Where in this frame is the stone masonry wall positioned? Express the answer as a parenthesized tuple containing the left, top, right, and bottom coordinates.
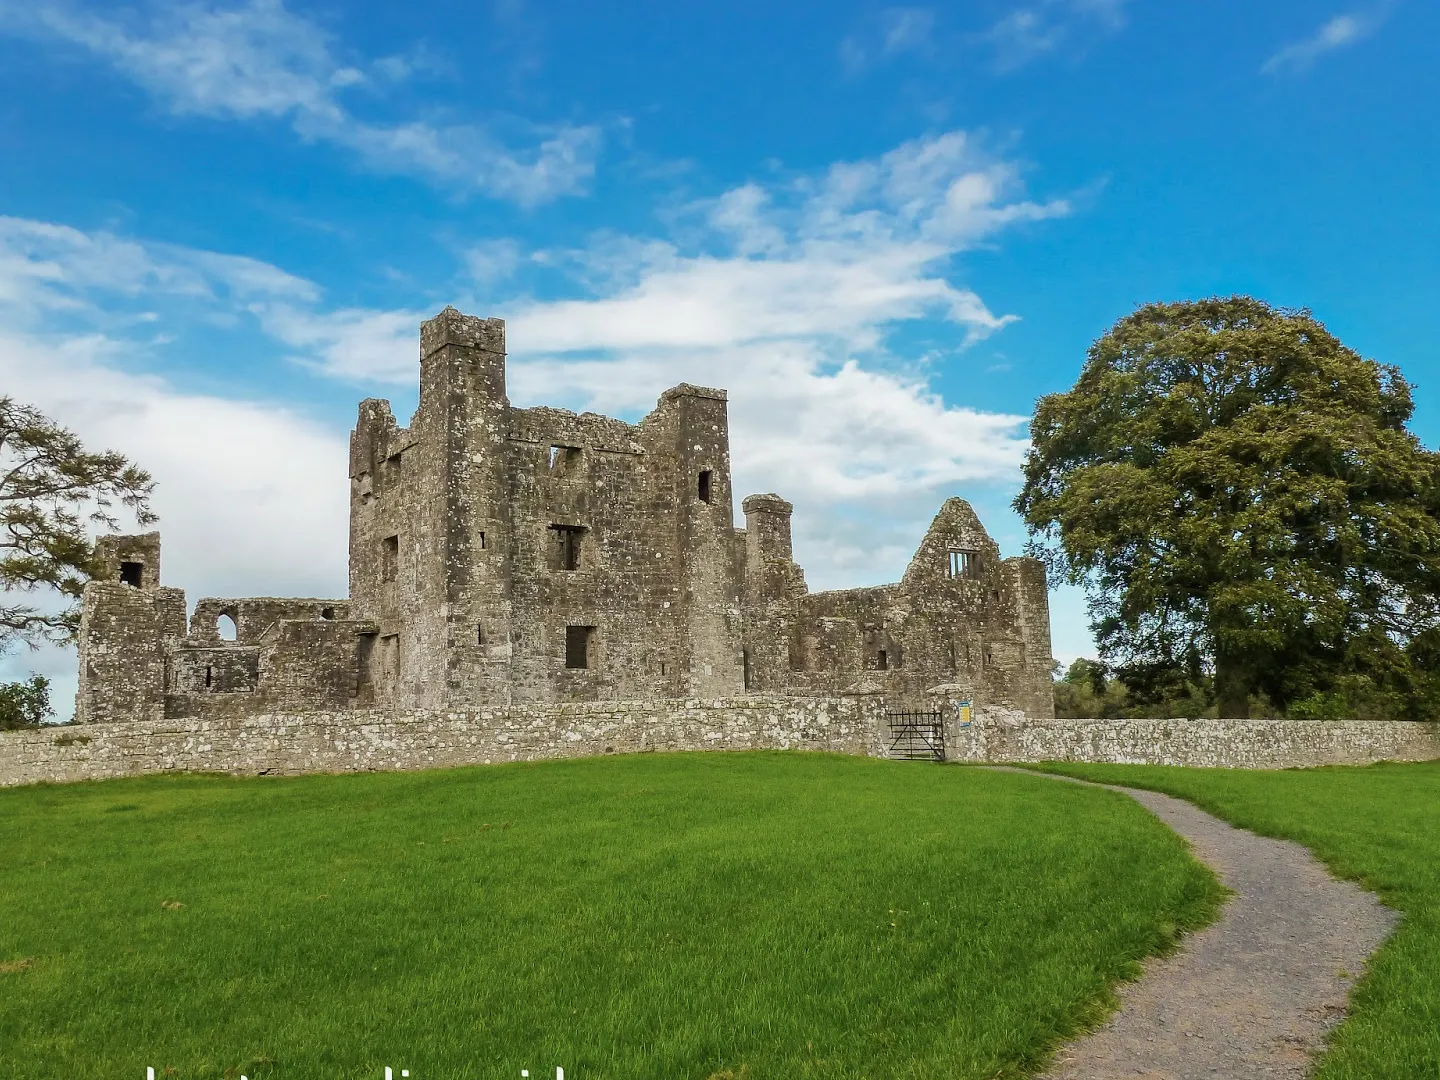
(0, 696, 887, 787)
(2, 701, 1437, 787)
(952, 708, 1440, 769)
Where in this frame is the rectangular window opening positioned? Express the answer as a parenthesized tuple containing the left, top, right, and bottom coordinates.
(947, 549, 979, 580)
(204, 665, 213, 688)
(550, 524, 586, 571)
(877, 650, 888, 671)
(380, 535, 399, 582)
(476, 624, 485, 646)
(742, 648, 752, 689)
(119, 561, 144, 587)
(478, 530, 486, 551)
(548, 445, 582, 477)
(565, 625, 596, 669)
(698, 469, 713, 504)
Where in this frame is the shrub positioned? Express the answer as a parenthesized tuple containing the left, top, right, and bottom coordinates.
(0, 675, 53, 730)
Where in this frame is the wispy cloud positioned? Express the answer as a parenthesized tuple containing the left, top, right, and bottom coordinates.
(1261, 10, 1384, 75)
(981, 0, 1130, 70)
(0, 0, 601, 204)
(840, 6, 935, 74)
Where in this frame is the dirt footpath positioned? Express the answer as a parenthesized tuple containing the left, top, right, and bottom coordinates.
(1011, 771, 1398, 1079)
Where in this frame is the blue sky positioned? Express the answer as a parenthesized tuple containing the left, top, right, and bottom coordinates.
(1, 0, 1436, 709)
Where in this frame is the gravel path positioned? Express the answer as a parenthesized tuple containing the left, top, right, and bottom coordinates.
(1000, 769, 1398, 1079)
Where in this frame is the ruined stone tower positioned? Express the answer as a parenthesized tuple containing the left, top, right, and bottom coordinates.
(74, 308, 1054, 723)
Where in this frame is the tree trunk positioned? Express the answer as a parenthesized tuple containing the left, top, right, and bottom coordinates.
(1214, 650, 1250, 719)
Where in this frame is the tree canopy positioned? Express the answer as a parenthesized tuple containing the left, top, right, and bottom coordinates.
(0, 397, 155, 652)
(1016, 297, 1440, 719)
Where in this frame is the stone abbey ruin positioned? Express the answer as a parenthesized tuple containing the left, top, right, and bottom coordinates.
(74, 307, 1055, 727)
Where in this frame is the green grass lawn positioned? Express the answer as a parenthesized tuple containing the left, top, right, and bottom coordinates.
(0, 752, 1220, 1080)
(1031, 759, 1440, 1080)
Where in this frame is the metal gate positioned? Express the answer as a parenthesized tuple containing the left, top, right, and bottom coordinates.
(886, 709, 945, 762)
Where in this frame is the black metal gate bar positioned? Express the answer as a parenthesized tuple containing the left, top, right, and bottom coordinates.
(884, 709, 945, 762)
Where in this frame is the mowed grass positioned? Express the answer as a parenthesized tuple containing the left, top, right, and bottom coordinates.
(0, 752, 1222, 1080)
(1031, 759, 1440, 1080)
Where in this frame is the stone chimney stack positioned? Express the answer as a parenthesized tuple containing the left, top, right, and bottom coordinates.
(743, 493, 795, 564)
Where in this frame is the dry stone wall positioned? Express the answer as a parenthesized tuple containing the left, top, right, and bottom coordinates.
(954, 709, 1440, 769)
(1, 698, 1437, 787)
(0, 696, 887, 787)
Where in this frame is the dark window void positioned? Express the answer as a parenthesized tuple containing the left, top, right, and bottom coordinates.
(382, 453, 403, 496)
(742, 648, 752, 689)
(877, 650, 888, 671)
(947, 549, 979, 580)
(320, 606, 335, 620)
(565, 625, 596, 669)
(205, 665, 213, 688)
(548, 445, 582, 476)
(550, 524, 586, 571)
(381, 535, 399, 582)
(478, 530, 486, 550)
(119, 561, 143, 587)
(477, 624, 485, 646)
(698, 469, 713, 503)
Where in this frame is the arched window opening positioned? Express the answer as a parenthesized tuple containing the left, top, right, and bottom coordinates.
(216, 614, 238, 641)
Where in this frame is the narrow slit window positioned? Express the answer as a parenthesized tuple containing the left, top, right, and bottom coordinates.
(478, 530, 486, 550)
(381, 535, 399, 582)
(742, 649, 752, 689)
(477, 624, 485, 646)
(565, 625, 595, 669)
(204, 665, 213, 688)
(119, 561, 144, 587)
(947, 549, 978, 580)
(877, 650, 888, 671)
(698, 469, 713, 503)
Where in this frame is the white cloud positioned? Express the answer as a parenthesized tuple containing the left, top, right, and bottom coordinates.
(0, 214, 317, 325)
(1261, 11, 1381, 75)
(258, 304, 427, 382)
(0, 329, 350, 717)
(0, 0, 601, 204)
(981, 0, 1130, 69)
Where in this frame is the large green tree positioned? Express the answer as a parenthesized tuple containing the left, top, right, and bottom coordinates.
(1016, 296, 1440, 719)
(0, 397, 155, 651)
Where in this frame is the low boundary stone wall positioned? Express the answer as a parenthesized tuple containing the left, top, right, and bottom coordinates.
(0, 696, 887, 788)
(1, 699, 1437, 787)
(952, 711, 1440, 769)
